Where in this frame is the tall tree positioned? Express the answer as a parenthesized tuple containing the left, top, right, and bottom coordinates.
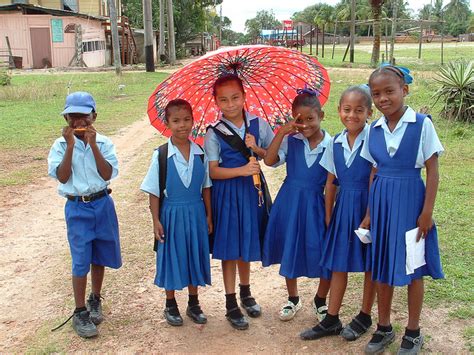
(370, 0, 384, 67)
(167, 0, 176, 63)
(443, 0, 472, 36)
(245, 10, 281, 41)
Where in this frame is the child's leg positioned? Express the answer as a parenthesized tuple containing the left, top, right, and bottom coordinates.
(90, 264, 105, 296)
(164, 289, 182, 325)
(407, 278, 424, 330)
(222, 260, 237, 294)
(316, 278, 331, 298)
(361, 271, 376, 315)
(72, 275, 88, 308)
(237, 260, 261, 317)
(376, 282, 394, 326)
(186, 285, 207, 323)
(327, 272, 348, 315)
(165, 289, 176, 300)
(222, 260, 248, 329)
(237, 259, 250, 285)
(188, 285, 198, 296)
(286, 277, 298, 297)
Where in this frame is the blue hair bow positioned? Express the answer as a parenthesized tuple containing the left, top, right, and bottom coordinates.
(296, 86, 320, 96)
(380, 62, 413, 84)
(359, 83, 371, 93)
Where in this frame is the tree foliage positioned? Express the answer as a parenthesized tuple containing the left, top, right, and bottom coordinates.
(245, 10, 281, 40)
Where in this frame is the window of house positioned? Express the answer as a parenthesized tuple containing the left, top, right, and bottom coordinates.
(62, 0, 78, 12)
(82, 40, 106, 53)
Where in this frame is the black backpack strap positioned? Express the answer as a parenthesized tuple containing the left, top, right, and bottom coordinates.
(195, 143, 205, 163)
(154, 143, 168, 252)
(208, 120, 252, 161)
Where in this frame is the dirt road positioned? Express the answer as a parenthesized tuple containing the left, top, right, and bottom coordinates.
(0, 115, 467, 352)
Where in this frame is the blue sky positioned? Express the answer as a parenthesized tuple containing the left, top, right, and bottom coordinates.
(222, 0, 474, 33)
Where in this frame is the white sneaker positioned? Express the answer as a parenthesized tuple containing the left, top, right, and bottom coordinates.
(312, 298, 328, 321)
(279, 299, 303, 321)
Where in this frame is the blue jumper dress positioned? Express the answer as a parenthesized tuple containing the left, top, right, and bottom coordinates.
(211, 118, 266, 262)
(262, 135, 331, 279)
(321, 136, 372, 272)
(368, 115, 444, 286)
(154, 155, 211, 290)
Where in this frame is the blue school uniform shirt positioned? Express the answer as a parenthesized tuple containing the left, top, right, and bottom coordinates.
(320, 124, 369, 177)
(276, 131, 332, 168)
(140, 138, 212, 197)
(360, 107, 444, 167)
(204, 111, 275, 162)
(47, 133, 119, 197)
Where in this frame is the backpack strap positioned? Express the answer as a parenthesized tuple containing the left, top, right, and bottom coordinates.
(154, 143, 168, 252)
(208, 120, 252, 161)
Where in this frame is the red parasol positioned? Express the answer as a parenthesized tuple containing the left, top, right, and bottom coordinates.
(147, 45, 331, 144)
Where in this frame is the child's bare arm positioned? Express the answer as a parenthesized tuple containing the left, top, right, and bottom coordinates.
(202, 187, 213, 234)
(87, 127, 113, 180)
(360, 167, 377, 229)
(56, 127, 75, 183)
(324, 173, 337, 227)
(417, 154, 439, 241)
(209, 160, 260, 179)
(149, 194, 164, 243)
(263, 131, 285, 166)
(245, 134, 267, 159)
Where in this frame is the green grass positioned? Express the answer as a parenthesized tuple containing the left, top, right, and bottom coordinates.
(303, 42, 474, 71)
(0, 71, 168, 150)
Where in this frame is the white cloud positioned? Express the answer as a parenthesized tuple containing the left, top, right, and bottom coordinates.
(222, 0, 474, 33)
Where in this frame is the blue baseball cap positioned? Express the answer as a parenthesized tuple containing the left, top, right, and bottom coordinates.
(61, 91, 97, 115)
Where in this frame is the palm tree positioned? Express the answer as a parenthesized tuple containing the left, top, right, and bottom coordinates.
(370, 0, 384, 67)
(158, 0, 165, 61)
(166, 0, 176, 64)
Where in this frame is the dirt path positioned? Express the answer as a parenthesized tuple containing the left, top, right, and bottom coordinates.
(0, 116, 468, 352)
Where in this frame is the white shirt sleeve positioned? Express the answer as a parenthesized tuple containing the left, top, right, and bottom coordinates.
(273, 135, 289, 167)
(204, 128, 221, 162)
(258, 118, 275, 149)
(140, 150, 160, 197)
(47, 139, 65, 179)
(416, 118, 444, 167)
(202, 155, 212, 188)
(320, 138, 336, 176)
(100, 137, 119, 179)
(360, 130, 377, 167)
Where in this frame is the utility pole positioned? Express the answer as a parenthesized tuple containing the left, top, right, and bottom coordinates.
(349, 0, 356, 63)
(166, 0, 176, 64)
(143, 0, 154, 71)
(108, 0, 121, 75)
(158, 0, 165, 61)
(390, 0, 399, 64)
(219, 4, 223, 42)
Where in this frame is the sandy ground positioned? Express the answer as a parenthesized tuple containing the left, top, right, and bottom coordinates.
(0, 115, 469, 353)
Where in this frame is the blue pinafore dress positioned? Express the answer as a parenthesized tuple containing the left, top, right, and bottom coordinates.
(262, 135, 331, 279)
(368, 115, 444, 286)
(154, 155, 211, 290)
(211, 118, 266, 262)
(321, 135, 372, 272)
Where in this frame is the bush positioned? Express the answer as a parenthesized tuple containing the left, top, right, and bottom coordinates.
(433, 60, 474, 123)
(0, 70, 11, 86)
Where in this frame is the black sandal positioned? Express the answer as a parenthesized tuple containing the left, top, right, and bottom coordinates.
(340, 317, 371, 341)
(240, 296, 261, 318)
(225, 307, 249, 330)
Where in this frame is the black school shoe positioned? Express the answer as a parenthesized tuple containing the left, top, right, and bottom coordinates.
(225, 307, 249, 330)
(365, 329, 396, 354)
(164, 306, 183, 326)
(186, 305, 207, 324)
(300, 320, 343, 340)
(240, 296, 262, 318)
(86, 293, 103, 325)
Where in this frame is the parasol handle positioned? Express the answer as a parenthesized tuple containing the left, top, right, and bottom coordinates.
(249, 157, 264, 206)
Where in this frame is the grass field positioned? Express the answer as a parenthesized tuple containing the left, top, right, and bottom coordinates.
(303, 42, 474, 71)
(0, 66, 472, 330)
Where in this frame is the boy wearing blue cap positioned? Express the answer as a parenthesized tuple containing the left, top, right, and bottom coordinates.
(48, 91, 122, 338)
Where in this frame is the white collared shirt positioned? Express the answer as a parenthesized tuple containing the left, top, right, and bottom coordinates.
(360, 107, 444, 168)
(320, 125, 369, 177)
(276, 130, 332, 168)
(140, 138, 212, 197)
(48, 133, 119, 197)
(204, 111, 275, 162)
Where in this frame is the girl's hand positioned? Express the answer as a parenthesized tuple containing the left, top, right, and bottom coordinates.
(359, 215, 371, 229)
(62, 126, 75, 146)
(277, 114, 306, 136)
(417, 211, 434, 241)
(84, 125, 97, 146)
(207, 215, 213, 235)
(153, 222, 165, 243)
(245, 133, 257, 150)
(241, 159, 260, 176)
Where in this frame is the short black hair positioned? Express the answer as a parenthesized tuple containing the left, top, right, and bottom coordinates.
(291, 92, 322, 112)
(212, 74, 245, 97)
(339, 86, 372, 109)
(368, 65, 406, 87)
(164, 99, 193, 122)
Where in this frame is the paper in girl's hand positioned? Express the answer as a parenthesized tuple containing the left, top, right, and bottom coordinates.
(355, 228, 372, 244)
(405, 227, 426, 275)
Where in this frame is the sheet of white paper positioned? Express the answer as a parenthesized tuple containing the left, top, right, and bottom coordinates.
(405, 227, 426, 275)
(355, 228, 372, 244)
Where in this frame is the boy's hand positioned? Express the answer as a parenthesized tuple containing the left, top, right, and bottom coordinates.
(417, 211, 433, 241)
(62, 126, 75, 146)
(153, 222, 165, 243)
(84, 125, 97, 146)
(207, 215, 213, 235)
(245, 133, 257, 150)
(359, 215, 371, 229)
(241, 159, 260, 176)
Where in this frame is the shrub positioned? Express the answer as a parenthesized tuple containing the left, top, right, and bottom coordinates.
(0, 69, 11, 86)
(433, 60, 474, 123)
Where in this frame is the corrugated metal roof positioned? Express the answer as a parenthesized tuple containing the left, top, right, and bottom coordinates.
(0, 3, 106, 21)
